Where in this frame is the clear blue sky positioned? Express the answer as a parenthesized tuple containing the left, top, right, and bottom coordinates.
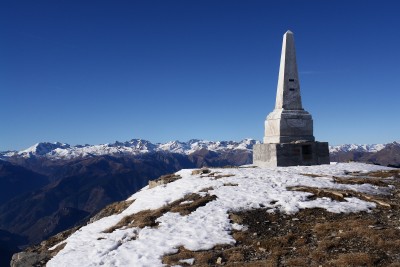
(1, 0, 400, 150)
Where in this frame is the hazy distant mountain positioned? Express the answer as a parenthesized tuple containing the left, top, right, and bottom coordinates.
(0, 230, 26, 267)
(0, 160, 48, 205)
(329, 141, 400, 167)
(329, 143, 386, 153)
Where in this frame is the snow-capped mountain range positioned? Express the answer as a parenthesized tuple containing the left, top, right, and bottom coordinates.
(1, 139, 259, 160)
(1, 139, 398, 160)
(329, 143, 389, 153)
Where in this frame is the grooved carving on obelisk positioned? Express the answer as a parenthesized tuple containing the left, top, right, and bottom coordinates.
(275, 30, 303, 110)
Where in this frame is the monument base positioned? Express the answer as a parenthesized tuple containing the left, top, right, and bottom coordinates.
(253, 142, 330, 167)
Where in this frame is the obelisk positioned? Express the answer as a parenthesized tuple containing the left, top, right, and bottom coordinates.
(253, 31, 329, 167)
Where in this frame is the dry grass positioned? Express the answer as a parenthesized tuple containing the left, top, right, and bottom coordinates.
(148, 173, 182, 188)
(288, 186, 348, 202)
(192, 168, 212, 175)
(213, 174, 236, 179)
(103, 207, 170, 233)
(223, 183, 238, 187)
(219, 166, 239, 169)
(170, 194, 217, 216)
(163, 245, 232, 266)
(189, 167, 238, 180)
(328, 252, 378, 266)
(290, 168, 400, 209)
(199, 186, 214, 193)
(333, 176, 390, 187)
(239, 165, 259, 169)
(90, 200, 135, 223)
(359, 169, 400, 179)
(219, 165, 258, 169)
(104, 193, 217, 233)
(191, 168, 236, 180)
(302, 169, 400, 187)
(288, 186, 392, 208)
(301, 173, 324, 178)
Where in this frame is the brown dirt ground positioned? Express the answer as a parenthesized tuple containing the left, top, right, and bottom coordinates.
(162, 169, 400, 267)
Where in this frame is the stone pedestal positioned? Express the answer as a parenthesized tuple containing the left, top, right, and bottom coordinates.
(253, 142, 330, 167)
(264, 109, 315, 144)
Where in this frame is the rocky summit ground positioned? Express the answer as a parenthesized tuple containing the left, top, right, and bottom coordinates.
(12, 163, 400, 267)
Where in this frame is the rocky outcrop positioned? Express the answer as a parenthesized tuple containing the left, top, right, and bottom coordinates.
(10, 226, 78, 267)
(11, 251, 50, 267)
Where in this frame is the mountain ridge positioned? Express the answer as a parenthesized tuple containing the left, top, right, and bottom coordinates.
(2, 139, 399, 161)
(1, 139, 258, 160)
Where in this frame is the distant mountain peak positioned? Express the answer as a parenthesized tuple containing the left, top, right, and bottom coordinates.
(18, 142, 70, 157)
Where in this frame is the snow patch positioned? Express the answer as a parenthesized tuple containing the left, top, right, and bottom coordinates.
(179, 258, 195, 265)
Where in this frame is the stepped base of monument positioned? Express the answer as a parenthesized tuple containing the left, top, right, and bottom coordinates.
(253, 142, 330, 167)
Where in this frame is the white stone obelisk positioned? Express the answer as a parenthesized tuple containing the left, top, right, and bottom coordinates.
(264, 30, 315, 144)
(253, 30, 329, 167)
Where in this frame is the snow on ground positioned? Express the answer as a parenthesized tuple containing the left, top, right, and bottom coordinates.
(47, 163, 394, 267)
(178, 258, 195, 265)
